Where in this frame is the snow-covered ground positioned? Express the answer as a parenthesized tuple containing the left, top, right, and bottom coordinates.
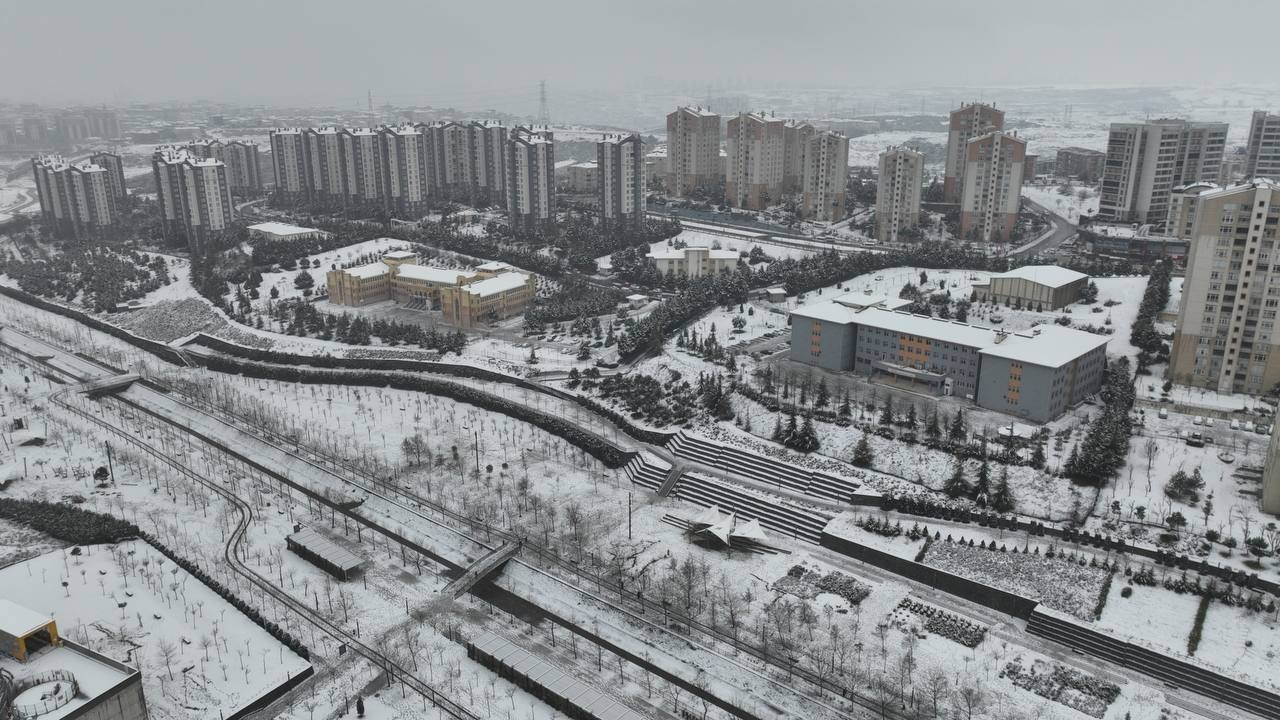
(0, 541, 310, 719)
(1023, 182, 1100, 224)
(595, 227, 816, 271)
(846, 130, 946, 168)
(254, 237, 417, 307)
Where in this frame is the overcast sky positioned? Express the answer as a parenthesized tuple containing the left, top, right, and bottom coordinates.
(3, 0, 1277, 110)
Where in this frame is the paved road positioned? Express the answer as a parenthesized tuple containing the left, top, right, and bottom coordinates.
(1012, 198, 1078, 259)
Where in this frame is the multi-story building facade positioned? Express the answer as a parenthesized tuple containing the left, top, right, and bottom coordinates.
(782, 120, 815, 194)
(379, 125, 430, 217)
(31, 155, 119, 239)
(152, 146, 234, 251)
(440, 272, 537, 328)
(789, 294, 1109, 422)
(269, 128, 310, 203)
(22, 117, 49, 145)
(304, 127, 346, 207)
(85, 107, 122, 138)
(88, 151, 127, 204)
(468, 120, 508, 207)
(54, 113, 90, 144)
(506, 127, 555, 236)
(876, 145, 924, 243)
(1245, 111, 1280, 181)
(646, 245, 739, 277)
(800, 129, 848, 222)
(188, 139, 263, 196)
(726, 112, 786, 210)
(597, 133, 645, 228)
(944, 103, 1004, 203)
(1055, 146, 1105, 180)
(970, 265, 1089, 310)
(666, 107, 721, 198)
(1168, 179, 1280, 395)
(423, 121, 474, 202)
(959, 130, 1026, 243)
(339, 127, 383, 209)
(1098, 119, 1228, 227)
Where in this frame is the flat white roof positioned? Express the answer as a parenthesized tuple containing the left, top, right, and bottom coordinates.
(476, 261, 513, 272)
(248, 222, 320, 236)
(342, 262, 390, 279)
(463, 272, 529, 297)
(395, 264, 477, 284)
(383, 250, 416, 259)
(979, 325, 1111, 367)
(625, 293, 649, 301)
(989, 265, 1087, 288)
(0, 598, 52, 637)
(647, 246, 739, 261)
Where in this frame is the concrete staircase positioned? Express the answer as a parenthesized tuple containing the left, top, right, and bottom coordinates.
(665, 431, 858, 503)
(1026, 608, 1280, 720)
(621, 454, 670, 493)
(669, 472, 831, 544)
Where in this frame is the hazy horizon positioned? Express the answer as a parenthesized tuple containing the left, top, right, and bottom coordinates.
(4, 0, 1279, 116)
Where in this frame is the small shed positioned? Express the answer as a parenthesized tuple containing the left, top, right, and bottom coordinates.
(0, 599, 59, 662)
(286, 526, 366, 580)
(624, 293, 649, 309)
(766, 287, 787, 303)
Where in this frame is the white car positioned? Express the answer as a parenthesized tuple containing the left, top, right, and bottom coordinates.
(1246, 421, 1256, 432)
(1192, 416, 1204, 426)
(1205, 418, 1215, 428)
(1230, 419, 1240, 430)
(1158, 408, 1169, 419)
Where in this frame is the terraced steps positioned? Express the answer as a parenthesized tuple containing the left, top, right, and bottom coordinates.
(670, 472, 830, 544)
(666, 431, 858, 504)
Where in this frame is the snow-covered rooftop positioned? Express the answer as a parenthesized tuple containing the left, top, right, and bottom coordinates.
(383, 250, 416, 259)
(986, 265, 1087, 288)
(248, 222, 321, 237)
(395, 264, 477, 285)
(0, 598, 51, 637)
(676, 106, 719, 118)
(341, 262, 390, 279)
(647, 246, 740, 261)
(476, 261, 513, 272)
(980, 325, 1111, 367)
(462, 272, 530, 297)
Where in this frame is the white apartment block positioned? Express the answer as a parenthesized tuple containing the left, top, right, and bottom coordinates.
(1098, 119, 1228, 227)
(666, 107, 721, 198)
(876, 145, 924, 243)
(597, 133, 645, 228)
(944, 103, 1004, 203)
(647, 246, 739, 278)
(1246, 111, 1280, 181)
(88, 151, 127, 203)
(506, 127, 555, 236)
(423, 121, 474, 201)
(379, 125, 430, 216)
(469, 120, 508, 207)
(800, 130, 848, 222)
(305, 127, 346, 206)
(959, 130, 1025, 244)
(188, 139, 262, 195)
(31, 155, 118, 238)
(1169, 179, 1280, 395)
(726, 112, 787, 210)
(269, 128, 309, 202)
(152, 146, 234, 251)
(340, 127, 383, 207)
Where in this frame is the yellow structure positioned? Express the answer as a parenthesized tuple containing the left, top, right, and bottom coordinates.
(326, 250, 536, 327)
(0, 599, 59, 662)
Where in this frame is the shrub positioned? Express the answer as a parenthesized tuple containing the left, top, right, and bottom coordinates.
(1119, 586, 1133, 599)
(1188, 593, 1212, 655)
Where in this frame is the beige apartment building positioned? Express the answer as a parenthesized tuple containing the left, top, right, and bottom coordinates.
(944, 102, 1004, 203)
(959, 130, 1026, 243)
(800, 129, 848, 221)
(1169, 179, 1280, 395)
(1098, 119, 1228, 227)
(876, 145, 924, 243)
(647, 245, 739, 278)
(726, 112, 787, 210)
(31, 154, 119, 239)
(666, 107, 721, 198)
(782, 120, 815, 194)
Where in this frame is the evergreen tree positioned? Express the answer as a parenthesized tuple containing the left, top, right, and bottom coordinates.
(905, 404, 918, 430)
(771, 415, 784, 442)
(973, 454, 991, 505)
(783, 413, 799, 446)
(925, 411, 941, 440)
(293, 269, 315, 290)
(1030, 442, 1046, 469)
(794, 415, 821, 453)
(943, 460, 969, 499)
(837, 391, 851, 418)
(814, 379, 830, 408)
(992, 466, 1015, 513)
(879, 397, 894, 426)
(851, 433, 874, 467)
(948, 409, 967, 444)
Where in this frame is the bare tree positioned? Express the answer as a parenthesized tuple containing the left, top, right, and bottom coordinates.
(954, 680, 986, 720)
(157, 638, 178, 680)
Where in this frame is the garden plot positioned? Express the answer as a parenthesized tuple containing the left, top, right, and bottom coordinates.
(922, 540, 1110, 620)
(0, 541, 310, 719)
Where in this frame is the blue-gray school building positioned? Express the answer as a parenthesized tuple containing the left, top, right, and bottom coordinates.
(789, 295, 1109, 422)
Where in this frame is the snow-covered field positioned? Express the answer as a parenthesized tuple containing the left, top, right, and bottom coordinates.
(1023, 182, 1100, 224)
(846, 130, 946, 168)
(0, 541, 310, 719)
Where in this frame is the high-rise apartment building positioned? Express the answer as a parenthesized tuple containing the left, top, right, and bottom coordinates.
(1245, 111, 1280, 181)
(1168, 179, 1280, 395)
(423, 121, 474, 201)
(188, 139, 263, 196)
(468, 120, 508, 207)
(31, 155, 119, 238)
(305, 127, 346, 207)
(152, 146, 234, 251)
(944, 103, 1004, 203)
(666, 107, 721, 198)
(269, 128, 309, 203)
(597, 133, 645, 228)
(876, 145, 924, 243)
(1098, 119, 1228, 227)
(959, 130, 1026, 243)
(726, 112, 786, 210)
(379, 125, 430, 217)
(22, 117, 49, 145)
(88, 151, 128, 204)
(54, 113, 90, 144)
(800, 130, 848, 222)
(340, 127, 383, 208)
(783, 120, 815, 194)
(506, 127, 555, 236)
(85, 108, 121, 138)
(1055, 147, 1105, 181)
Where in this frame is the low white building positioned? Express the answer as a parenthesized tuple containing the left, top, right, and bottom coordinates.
(647, 245, 740, 278)
(247, 222, 329, 242)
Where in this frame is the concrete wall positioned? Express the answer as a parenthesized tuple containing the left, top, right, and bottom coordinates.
(787, 316, 855, 370)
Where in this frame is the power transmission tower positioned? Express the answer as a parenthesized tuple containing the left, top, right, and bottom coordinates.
(537, 81, 550, 126)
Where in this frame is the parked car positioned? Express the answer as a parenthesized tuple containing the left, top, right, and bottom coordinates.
(1158, 408, 1169, 419)
(1186, 432, 1206, 447)
(1192, 416, 1204, 426)
(1205, 418, 1215, 428)
(1230, 419, 1241, 430)
(1246, 421, 1256, 432)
